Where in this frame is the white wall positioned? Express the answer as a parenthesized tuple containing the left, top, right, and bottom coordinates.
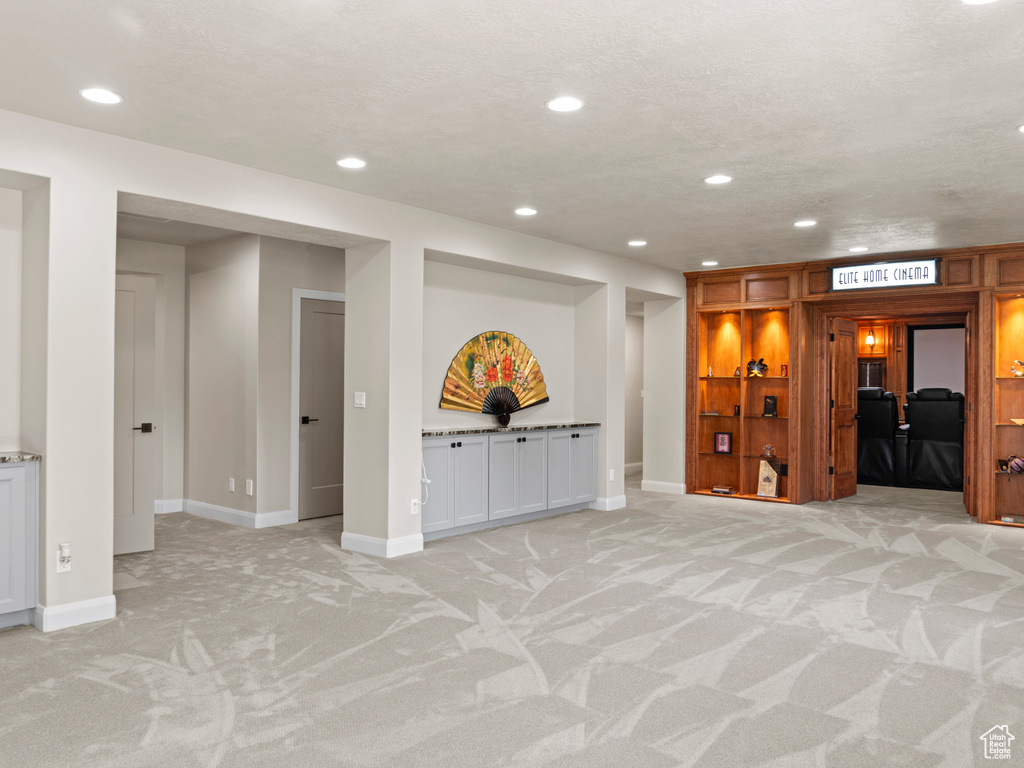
(116, 239, 186, 505)
(625, 314, 644, 466)
(257, 236, 345, 515)
(642, 298, 685, 494)
(186, 235, 260, 513)
(422, 261, 576, 429)
(911, 327, 966, 394)
(0, 107, 685, 619)
(0, 188, 20, 451)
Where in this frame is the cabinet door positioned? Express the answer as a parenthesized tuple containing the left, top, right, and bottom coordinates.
(0, 466, 28, 615)
(518, 434, 548, 514)
(488, 434, 519, 519)
(453, 436, 488, 525)
(571, 428, 598, 503)
(547, 430, 573, 508)
(421, 440, 454, 533)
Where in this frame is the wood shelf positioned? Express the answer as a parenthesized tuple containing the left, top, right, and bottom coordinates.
(693, 489, 790, 503)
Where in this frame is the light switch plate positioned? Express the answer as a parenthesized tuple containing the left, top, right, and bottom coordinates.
(355, 391, 366, 408)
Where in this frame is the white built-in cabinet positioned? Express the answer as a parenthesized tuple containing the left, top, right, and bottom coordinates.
(421, 426, 598, 538)
(547, 428, 598, 507)
(0, 460, 39, 630)
(421, 435, 489, 534)
(489, 432, 548, 519)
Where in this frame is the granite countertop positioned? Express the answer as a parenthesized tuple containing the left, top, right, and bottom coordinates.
(0, 452, 42, 463)
(422, 422, 600, 437)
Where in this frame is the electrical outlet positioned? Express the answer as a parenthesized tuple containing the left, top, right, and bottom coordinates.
(609, 468, 615, 481)
(245, 479, 254, 496)
(57, 543, 71, 573)
(411, 499, 421, 515)
(229, 477, 235, 493)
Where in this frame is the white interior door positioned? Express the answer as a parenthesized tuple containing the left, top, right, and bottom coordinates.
(114, 274, 157, 554)
(299, 298, 345, 520)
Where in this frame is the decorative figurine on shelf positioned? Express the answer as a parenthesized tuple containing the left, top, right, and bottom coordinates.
(746, 358, 768, 377)
(762, 444, 776, 457)
(1010, 456, 1024, 474)
(1013, 360, 1024, 377)
(781, 364, 789, 377)
(708, 366, 713, 377)
(734, 404, 741, 416)
(733, 366, 741, 377)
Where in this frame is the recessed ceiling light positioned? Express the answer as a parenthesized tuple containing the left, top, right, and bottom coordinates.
(702, 261, 718, 266)
(794, 220, 817, 227)
(962, 0, 999, 5)
(546, 96, 583, 112)
(515, 207, 537, 216)
(1017, 124, 1024, 133)
(628, 240, 647, 247)
(704, 175, 732, 185)
(80, 87, 122, 104)
(849, 246, 869, 253)
(336, 157, 366, 169)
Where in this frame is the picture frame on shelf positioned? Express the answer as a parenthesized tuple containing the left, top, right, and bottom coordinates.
(714, 431, 732, 454)
(757, 459, 780, 497)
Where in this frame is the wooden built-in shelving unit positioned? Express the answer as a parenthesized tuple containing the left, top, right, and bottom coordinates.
(991, 296, 1024, 527)
(695, 307, 793, 502)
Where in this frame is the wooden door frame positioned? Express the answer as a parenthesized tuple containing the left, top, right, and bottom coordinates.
(810, 291, 982, 512)
(290, 288, 346, 522)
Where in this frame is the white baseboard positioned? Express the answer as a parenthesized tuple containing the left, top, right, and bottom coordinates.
(641, 480, 686, 495)
(33, 595, 116, 632)
(0, 608, 34, 630)
(184, 500, 297, 528)
(154, 498, 184, 514)
(624, 462, 643, 472)
(254, 508, 298, 528)
(341, 531, 424, 558)
(591, 495, 627, 511)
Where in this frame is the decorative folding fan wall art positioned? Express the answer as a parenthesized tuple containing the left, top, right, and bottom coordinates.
(440, 331, 549, 425)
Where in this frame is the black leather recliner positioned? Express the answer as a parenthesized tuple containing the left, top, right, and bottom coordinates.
(905, 388, 964, 491)
(857, 387, 899, 486)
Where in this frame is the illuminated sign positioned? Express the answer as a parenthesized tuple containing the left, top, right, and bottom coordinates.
(831, 259, 939, 291)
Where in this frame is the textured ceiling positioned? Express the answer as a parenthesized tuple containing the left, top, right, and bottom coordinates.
(4, 0, 1024, 271)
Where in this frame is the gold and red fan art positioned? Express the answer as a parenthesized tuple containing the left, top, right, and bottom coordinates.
(440, 332, 549, 425)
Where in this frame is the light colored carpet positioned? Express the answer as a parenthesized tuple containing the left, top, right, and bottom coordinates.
(1, 474, 1022, 767)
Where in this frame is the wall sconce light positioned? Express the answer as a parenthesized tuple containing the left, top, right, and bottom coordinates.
(866, 329, 876, 349)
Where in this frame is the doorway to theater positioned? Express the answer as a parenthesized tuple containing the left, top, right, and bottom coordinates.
(812, 293, 978, 517)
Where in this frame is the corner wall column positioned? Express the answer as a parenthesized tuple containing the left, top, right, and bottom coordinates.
(342, 240, 425, 557)
(25, 175, 119, 628)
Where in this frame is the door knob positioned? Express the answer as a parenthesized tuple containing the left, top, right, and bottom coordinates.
(301, 416, 320, 425)
(132, 423, 153, 433)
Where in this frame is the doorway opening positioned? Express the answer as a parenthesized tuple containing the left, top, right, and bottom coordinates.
(815, 294, 977, 517)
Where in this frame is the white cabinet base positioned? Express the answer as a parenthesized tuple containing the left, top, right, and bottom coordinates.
(422, 500, 593, 542)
